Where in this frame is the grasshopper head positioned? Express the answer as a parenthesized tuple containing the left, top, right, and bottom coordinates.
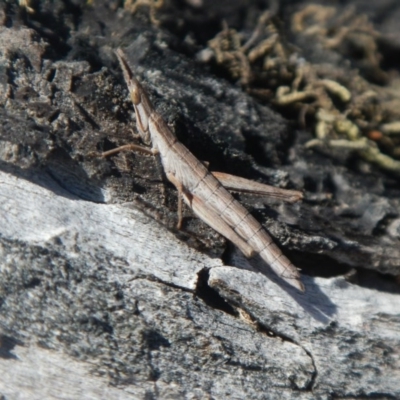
(115, 48, 152, 145)
(130, 82, 152, 145)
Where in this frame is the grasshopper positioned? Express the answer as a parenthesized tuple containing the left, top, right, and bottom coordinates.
(109, 49, 305, 292)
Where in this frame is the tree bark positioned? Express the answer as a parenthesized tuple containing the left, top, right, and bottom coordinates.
(0, 1, 399, 399)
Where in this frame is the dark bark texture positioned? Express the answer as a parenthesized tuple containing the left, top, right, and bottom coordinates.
(0, 1, 399, 399)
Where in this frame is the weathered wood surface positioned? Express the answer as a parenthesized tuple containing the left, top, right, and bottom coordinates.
(1, 170, 399, 399)
(0, 0, 400, 399)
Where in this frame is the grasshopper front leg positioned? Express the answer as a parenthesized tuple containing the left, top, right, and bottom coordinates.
(100, 143, 159, 158)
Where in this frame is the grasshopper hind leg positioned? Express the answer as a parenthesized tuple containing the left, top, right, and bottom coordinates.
(166, 171, 255, 256)
(188, 194, 255, 259)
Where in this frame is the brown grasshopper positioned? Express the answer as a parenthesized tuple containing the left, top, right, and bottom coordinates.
(108, 48, 305, 292)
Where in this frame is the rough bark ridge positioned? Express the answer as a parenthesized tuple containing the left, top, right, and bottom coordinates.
(0, 1, 399, 399)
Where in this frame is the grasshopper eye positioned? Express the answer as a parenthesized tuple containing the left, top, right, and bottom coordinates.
(130, 84, 141, 106)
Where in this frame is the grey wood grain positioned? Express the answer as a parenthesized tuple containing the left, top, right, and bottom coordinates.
(1, 1, 400, 398)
